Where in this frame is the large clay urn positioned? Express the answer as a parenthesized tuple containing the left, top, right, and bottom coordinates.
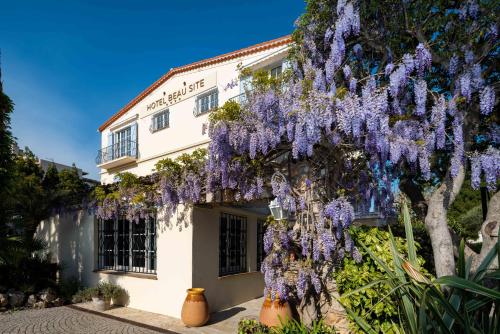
(181, 288, 209, 327)
(259, 296, 293, 327)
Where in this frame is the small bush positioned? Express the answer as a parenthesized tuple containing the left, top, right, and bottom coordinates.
(238, 318, 269, 334)
(71, 281, 125, 303)
(237, 318, 335, 334)
(334, 226, 428, 333)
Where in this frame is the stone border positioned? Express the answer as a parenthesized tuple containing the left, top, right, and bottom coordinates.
(67, 305, 179, 334)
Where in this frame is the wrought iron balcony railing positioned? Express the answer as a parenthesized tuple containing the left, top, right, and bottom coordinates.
(96, 140, 138, 165)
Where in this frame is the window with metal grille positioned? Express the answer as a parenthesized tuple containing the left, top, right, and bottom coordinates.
(150, 109, 169, 133)
(219, 213, 247, 276)
(257, 219, 266, 271)
(194, 90, 218, 116)
(97, 218, 156, 274)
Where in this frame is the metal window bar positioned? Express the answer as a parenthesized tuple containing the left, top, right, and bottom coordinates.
(219, 213, 247, 276)
(97, 217, 156, 274)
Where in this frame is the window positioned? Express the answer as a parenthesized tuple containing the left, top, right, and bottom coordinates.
(194, 90, 218, 116)
(112, 125, 136, 159)
(257, 219, 266, 271)
(97, 218, 157, 274)
(270, 65, 282, 78)
(219, 213, 247, 276)
(150, 109, 169, 133)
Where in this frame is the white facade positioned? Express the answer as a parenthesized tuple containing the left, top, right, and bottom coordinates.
(37, 36, 290, 319)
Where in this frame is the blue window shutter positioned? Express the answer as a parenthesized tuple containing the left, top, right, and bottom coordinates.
(107, 132, 113, 160)
(131, 123, 138, 157)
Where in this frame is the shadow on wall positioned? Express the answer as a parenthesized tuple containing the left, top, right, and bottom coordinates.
(208, 306, 246, 325)
(37, 210, 95, 284)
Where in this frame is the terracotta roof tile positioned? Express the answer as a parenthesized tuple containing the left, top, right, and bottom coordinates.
(98, 35, 292, 132)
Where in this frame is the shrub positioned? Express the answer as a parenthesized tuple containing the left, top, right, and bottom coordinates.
(334, 226, 427, 333)
(345, 202, 500, 333)
(237, 318, 335, 334)
(71, 281, 125, 303)
(97, 281, 125, 300)
(238, 319, 269, 334)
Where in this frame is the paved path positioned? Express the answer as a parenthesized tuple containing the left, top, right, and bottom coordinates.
(0, 306, 176, 334)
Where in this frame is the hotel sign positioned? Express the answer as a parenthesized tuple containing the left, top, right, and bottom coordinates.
(146, 73, 216, 112)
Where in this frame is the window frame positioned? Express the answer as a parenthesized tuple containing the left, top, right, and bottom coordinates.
(270, 65, 282, 79)
(257, 219, 266, 271)
(194, 89, 218, 117)
(218, 212, 247, 277)
(150, 109, 170, 133)
(97, 217, 157, 275)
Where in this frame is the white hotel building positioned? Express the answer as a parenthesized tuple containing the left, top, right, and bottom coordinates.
(36, 36, 292, 318)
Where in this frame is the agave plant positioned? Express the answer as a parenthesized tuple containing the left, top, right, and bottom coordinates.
(342, 202, 500, 333)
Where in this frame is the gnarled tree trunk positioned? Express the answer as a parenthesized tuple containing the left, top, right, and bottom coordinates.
(424, 167, 465, 277)
(471, 190, 500, 272)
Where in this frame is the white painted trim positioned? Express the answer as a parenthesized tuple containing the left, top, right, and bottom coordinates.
(109, 114, 139, 132)
(136, 139, 210, 164)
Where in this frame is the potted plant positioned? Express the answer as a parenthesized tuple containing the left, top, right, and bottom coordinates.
(88, 287, 100, 303)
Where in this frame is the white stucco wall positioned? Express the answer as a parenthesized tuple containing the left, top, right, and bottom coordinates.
(36, 209, 193, 318)
(99, 45, 289, 184)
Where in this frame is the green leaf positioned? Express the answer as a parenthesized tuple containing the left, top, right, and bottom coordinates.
(436, 276, 500, 299)
(402, 201, 417, 266)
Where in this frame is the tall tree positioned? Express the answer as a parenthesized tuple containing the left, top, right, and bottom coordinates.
(0, 56, 15, 234)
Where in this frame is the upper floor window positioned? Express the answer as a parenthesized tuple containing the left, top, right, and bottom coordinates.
(150, 109, 169, 133)
(270, 65, 282, 79)
(194, 90, 218, 116)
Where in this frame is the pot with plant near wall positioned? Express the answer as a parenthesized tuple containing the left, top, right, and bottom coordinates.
(181, 288, 209, 327)
(259, 295, 293, 327)
(89, 287, 110, 311)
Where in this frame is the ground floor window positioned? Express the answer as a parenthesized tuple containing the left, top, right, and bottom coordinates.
(219, 213, 247, 276)
(97, 218, 157, 274)
(257, 219, 266, 271)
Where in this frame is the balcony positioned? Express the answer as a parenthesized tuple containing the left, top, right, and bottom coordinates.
(96, 140, 138, 169)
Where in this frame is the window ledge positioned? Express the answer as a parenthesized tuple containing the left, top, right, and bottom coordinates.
(218, 271, 262, 280)
(93, 269, 157, 280)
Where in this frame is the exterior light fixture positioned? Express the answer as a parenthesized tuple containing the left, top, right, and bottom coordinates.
(269, 198, 288, 221)
(268, 171, 289, 221)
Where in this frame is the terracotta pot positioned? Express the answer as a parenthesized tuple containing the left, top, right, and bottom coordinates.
(259, 296, 293, 327)
(181, 288, 209, 327)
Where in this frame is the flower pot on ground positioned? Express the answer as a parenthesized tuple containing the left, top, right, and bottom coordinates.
(259, 296, 293, 327)
(181, 288, 209, 327)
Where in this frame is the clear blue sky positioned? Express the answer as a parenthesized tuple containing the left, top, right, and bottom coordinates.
(0, 0, 304, 180)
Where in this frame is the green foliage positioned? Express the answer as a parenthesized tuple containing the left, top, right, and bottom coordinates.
(345, 202, 500, 333)
(209, 100, 243, 123)
(0, 236, 60, 292)
(5, 150, 90, 239)
(71, 281, 126, 303)
(155, 148, 207, 176)
(447, 175, 483, 241)
(0, 71, 15, 231)
(335, 226, 427, 333)
(238, 318, 270, 334)
(96, 280, 125, 300)
(237, 318, 335, 334)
